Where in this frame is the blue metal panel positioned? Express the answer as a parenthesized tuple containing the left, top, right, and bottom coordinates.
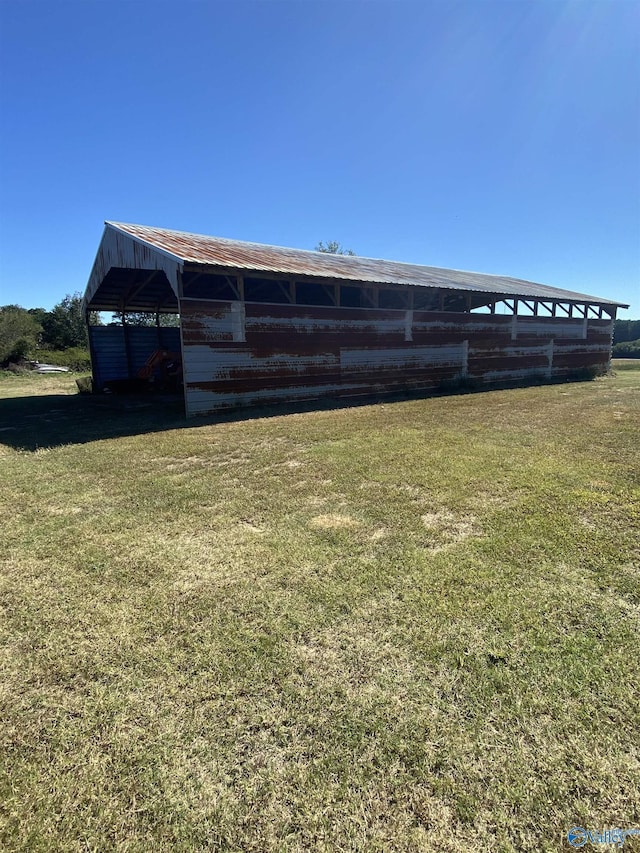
(89, 325, 180, 390)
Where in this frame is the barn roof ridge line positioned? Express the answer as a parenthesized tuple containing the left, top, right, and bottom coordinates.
(101, 221, 628, 308)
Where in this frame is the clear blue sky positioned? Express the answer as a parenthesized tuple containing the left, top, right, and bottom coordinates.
(1, 0, 638, 315)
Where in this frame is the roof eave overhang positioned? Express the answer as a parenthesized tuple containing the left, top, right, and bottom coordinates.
(181, 259, 627, 308)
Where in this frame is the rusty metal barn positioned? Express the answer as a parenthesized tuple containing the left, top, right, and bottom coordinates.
(83, 222, 628, 417)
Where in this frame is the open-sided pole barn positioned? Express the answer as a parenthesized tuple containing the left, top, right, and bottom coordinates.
(83, 222, 628, 417)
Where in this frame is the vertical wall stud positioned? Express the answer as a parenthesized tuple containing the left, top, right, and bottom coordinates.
(404, 309, 414, 342)
(461, 339, 469, 377)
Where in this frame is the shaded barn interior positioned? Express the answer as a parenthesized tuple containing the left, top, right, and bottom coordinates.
(83, 222, 628, 417)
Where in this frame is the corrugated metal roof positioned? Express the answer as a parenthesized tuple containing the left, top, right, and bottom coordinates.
(106, 222, 627, 307)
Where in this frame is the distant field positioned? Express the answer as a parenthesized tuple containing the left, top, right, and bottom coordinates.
(1, 367, 639, 852)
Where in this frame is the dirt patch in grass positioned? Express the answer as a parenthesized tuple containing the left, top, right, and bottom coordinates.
(421, 509, 482, 551)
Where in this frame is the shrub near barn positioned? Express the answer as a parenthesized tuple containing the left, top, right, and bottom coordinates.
(613, 339, 640, 358)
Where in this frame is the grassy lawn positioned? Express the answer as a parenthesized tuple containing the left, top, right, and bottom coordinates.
(0, 365, 638, 852)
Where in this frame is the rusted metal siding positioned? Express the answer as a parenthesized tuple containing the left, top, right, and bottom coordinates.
(180, 300, 614, 417)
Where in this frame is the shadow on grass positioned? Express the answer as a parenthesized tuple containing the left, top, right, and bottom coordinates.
(1, 389, 433, 452)
(1, 389, 410, 452)
(0, 393, 188, 451)
(0, 368, 611, 453)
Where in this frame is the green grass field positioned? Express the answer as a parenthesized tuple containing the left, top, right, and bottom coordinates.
(1, 364, 639, 852)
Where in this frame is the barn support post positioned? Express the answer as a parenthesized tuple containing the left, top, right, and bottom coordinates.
(176, 269, 190, 417)
(85, 307, 99, 391)
(231, 301, 246, 342)
(155, 309, 162, 349)
(122, 312, 134, 379)
(461, 339, 469, 377)
(607, 306, 617, 370)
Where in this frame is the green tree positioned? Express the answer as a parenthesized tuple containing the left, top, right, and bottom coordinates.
(0, 305, 43, 364)
(28, 307, 48, 327)
(41, 293, 99, 349)
(315, 240, 356, 256)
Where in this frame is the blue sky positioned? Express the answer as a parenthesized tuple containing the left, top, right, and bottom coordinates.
(1, 0, 638, 315)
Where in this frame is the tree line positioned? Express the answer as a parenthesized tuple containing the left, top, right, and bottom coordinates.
(613, 319, 640, 344)
(0, 293, 99, 366)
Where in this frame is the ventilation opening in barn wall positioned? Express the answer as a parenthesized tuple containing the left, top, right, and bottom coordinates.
(82, 222, 627, 418)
